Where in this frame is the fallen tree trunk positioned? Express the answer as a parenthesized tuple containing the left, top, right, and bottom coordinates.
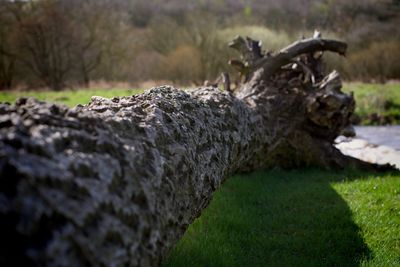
(0, 34, 394, 266)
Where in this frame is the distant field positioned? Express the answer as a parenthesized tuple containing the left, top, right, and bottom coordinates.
(0, 88, 144, 107)
(0, 83, 399, 125)
(343, 82, 400, 125)
(163, 169, 400, 267)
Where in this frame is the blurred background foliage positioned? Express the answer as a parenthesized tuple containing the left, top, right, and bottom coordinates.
(0, 0, 399, 90)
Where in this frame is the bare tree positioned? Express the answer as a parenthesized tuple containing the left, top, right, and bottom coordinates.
(0, 26, 15, 90)
(68, 1, 106, 87)
(183, 12, 233, 83)
(0, 1, 20, 90)
(13, 0, 74, 90)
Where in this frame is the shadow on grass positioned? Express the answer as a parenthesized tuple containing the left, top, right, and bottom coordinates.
(162, 169, 387, 267)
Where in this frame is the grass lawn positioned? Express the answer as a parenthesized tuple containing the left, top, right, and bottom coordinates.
(163, 169, 400, 267)
(0, 88, 144, 107)
(343, 82, 400, 125)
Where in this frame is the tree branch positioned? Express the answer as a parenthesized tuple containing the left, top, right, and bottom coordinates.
(256, 38, 347, 79)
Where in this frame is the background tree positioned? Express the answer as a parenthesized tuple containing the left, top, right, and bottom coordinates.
(68, 2, 103, 87)
(13, 0, 74, 90)
(0, 1, 20, 90)
(0, 0, 399, 89)
(0, 18, 15, 90)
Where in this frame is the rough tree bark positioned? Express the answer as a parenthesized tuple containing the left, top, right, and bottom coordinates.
(0, 34, 394, 266)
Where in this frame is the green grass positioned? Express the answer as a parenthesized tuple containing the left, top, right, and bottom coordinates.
(0, 88, 144, 107)
(333, 173, 400, 266)
(163, 169, 400, 267)
(343, 82, 400, 125)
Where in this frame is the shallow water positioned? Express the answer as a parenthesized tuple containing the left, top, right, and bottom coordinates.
(354, 126, 400, 150)
(334, 126, 400, 168)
